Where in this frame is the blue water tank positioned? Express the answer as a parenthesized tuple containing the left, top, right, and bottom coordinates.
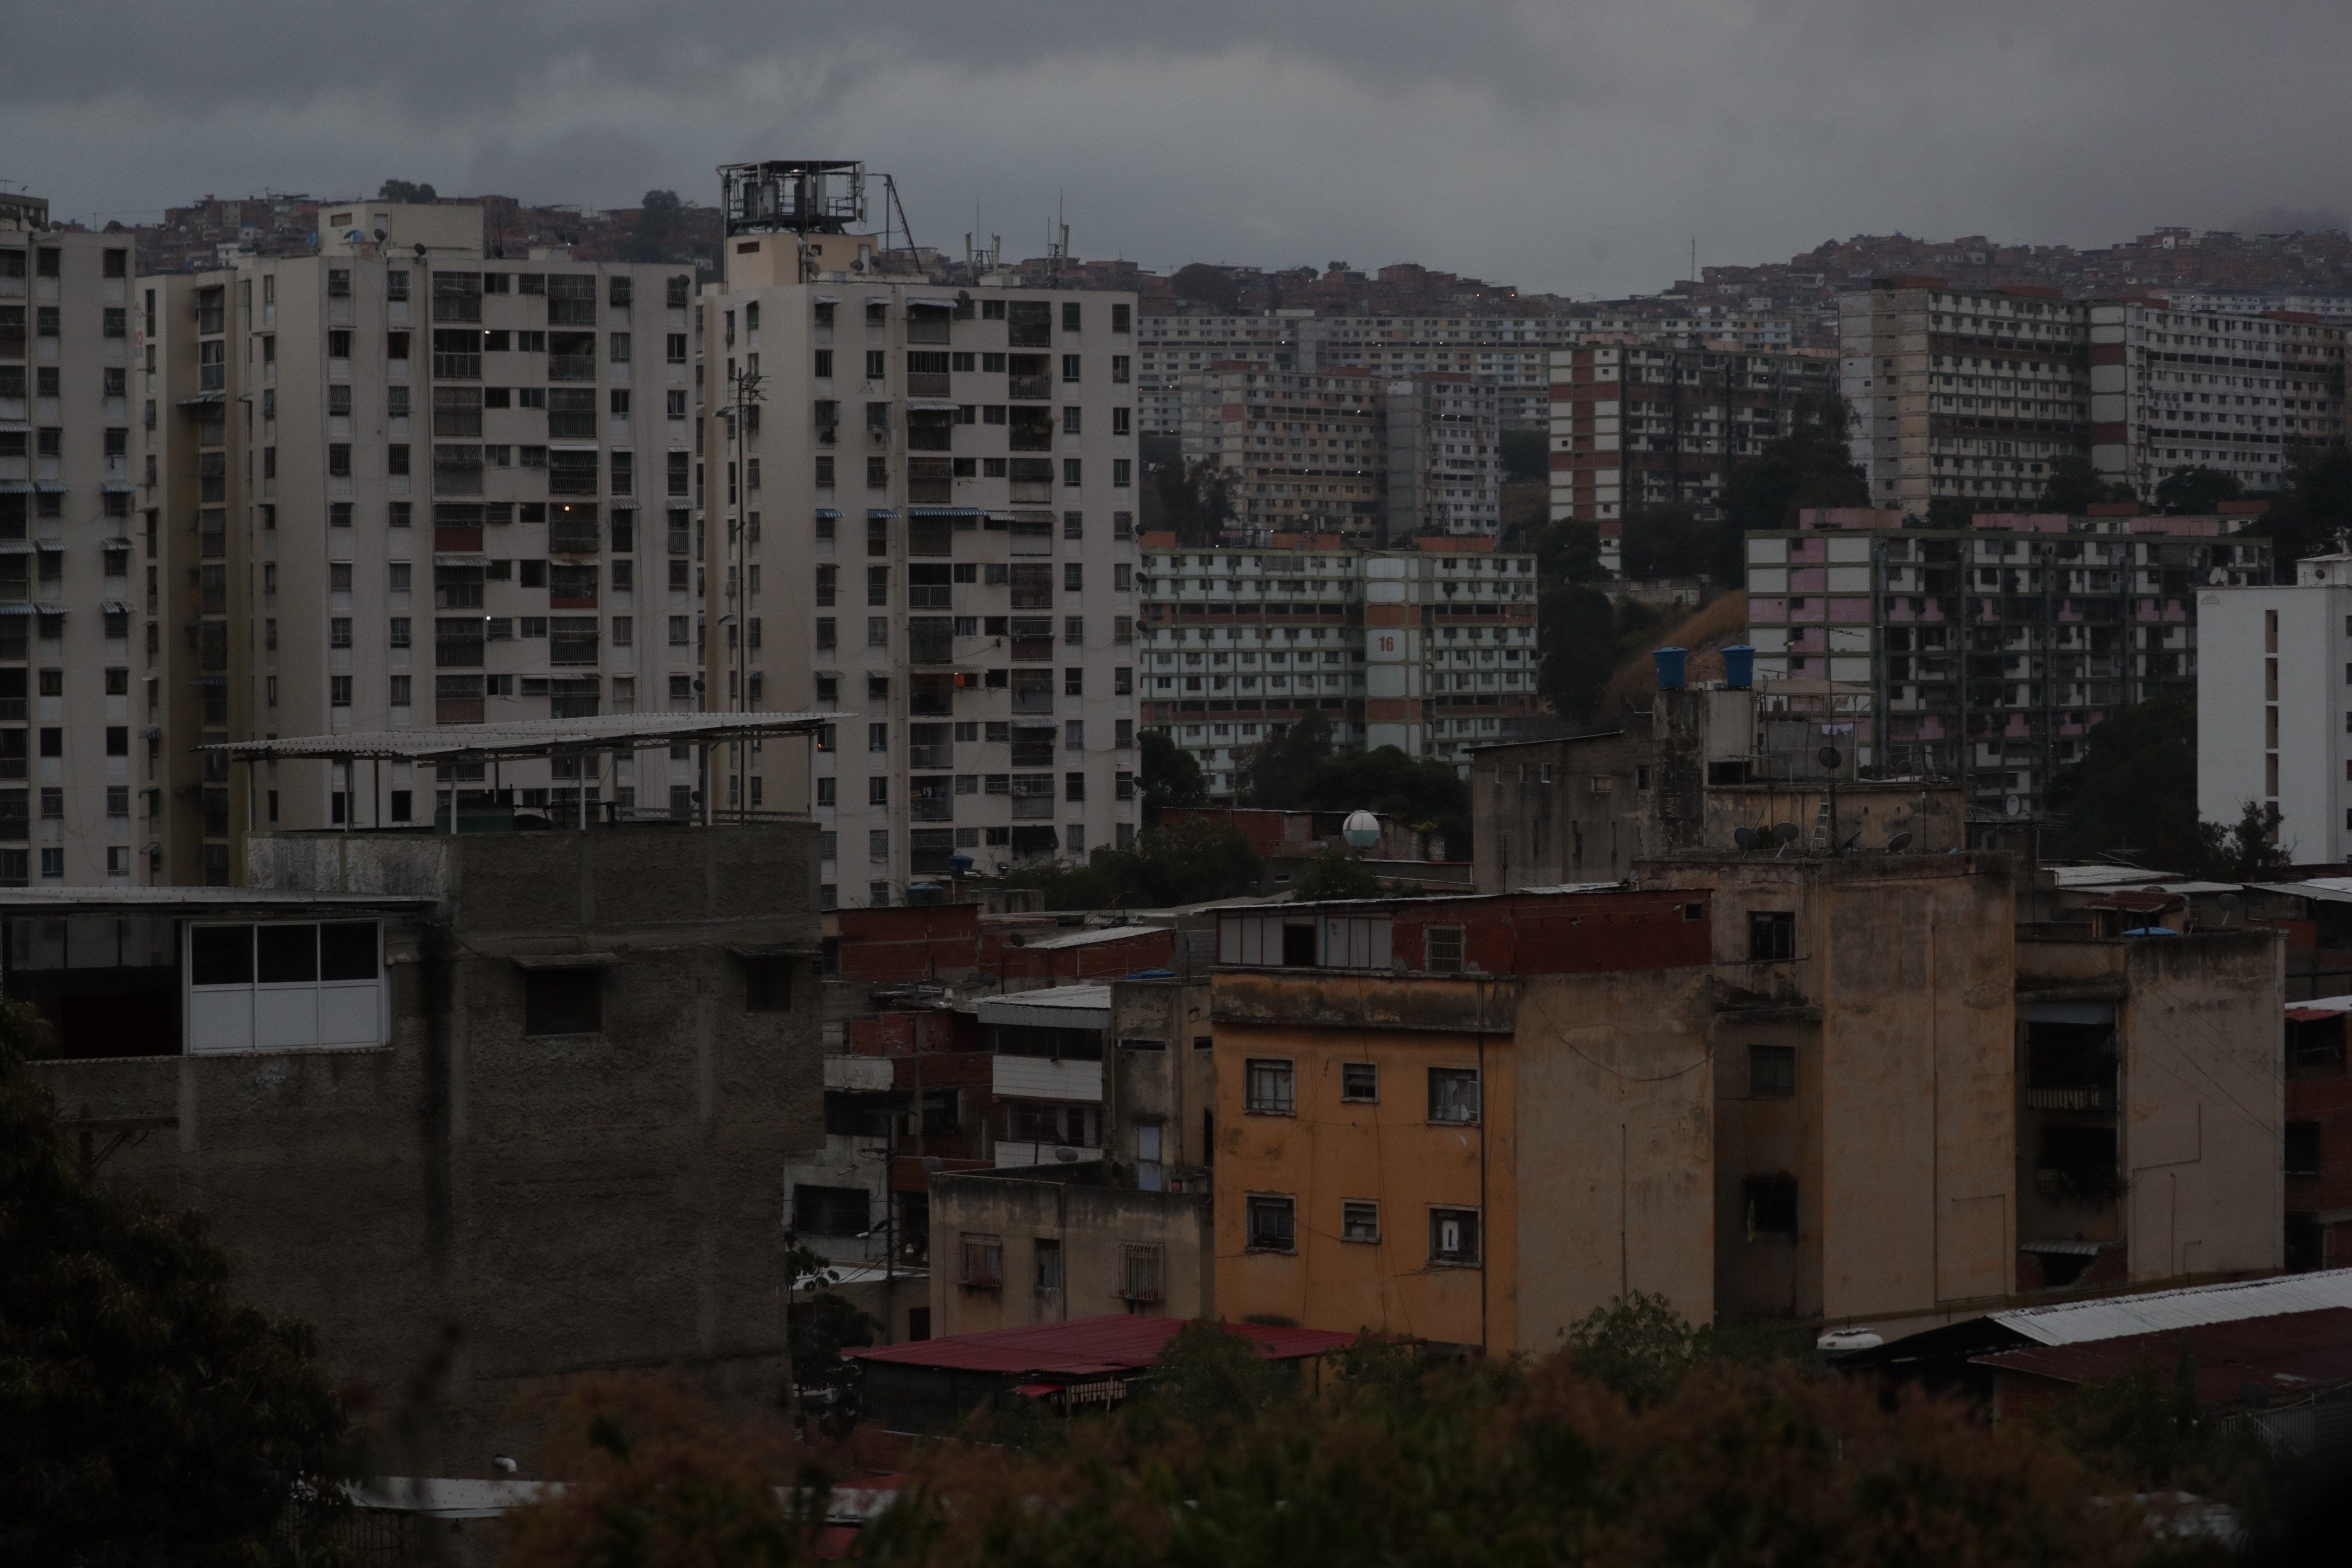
(1721, 644, 1755, 690)
(1653, 647, 1688, 690)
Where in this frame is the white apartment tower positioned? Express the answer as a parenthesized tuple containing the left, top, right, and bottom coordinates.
(0, 198, 149, 887)
(2199, 554, 2352, 864)
(148, 201, 710, 864)
(701, 162, 1142, 908)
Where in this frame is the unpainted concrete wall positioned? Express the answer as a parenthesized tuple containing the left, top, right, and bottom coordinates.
(1511, 969, 1716, 1339)
(38, 826, 824, 1479)
(1471, 733, 1653, 893)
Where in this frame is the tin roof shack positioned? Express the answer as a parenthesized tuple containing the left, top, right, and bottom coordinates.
(844, 1314, 1355, 1433)
(20, 821, 823, 1477)
(1210, 888, 1719, 1352)
(2012, 927, 2283, 1289)
(1972, 1307, 2352, 1429)
(1471, 682, 1966, 893)
(2281, 997, 2352, 1272)
(929, 977, 1216, 1336)
(2243, 878, 2352, 1002)
(1639, 851, 2023, 1325)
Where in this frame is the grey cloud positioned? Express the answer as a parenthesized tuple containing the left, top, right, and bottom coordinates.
(7, 2, 2352, 295)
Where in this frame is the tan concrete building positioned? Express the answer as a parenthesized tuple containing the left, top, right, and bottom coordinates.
(929, 977, 1215, 1336)
(142, 201, 713, 872)
(0, 199, 148, 886)
(700, 162, 1142, 907)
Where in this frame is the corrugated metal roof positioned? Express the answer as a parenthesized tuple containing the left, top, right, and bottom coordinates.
(1019, 925, 1167, 951)
(204, 710, 848, 763)
(1992, 1269, 2352, 1346)
(976, 983, 1112, 1028)
(843, 1313, 1357, 1376)
(1975, 1308, 2352, 1405)
(2249, 878, 2352, 905)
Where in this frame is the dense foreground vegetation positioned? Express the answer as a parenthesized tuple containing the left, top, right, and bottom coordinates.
(506, 1303, 2335, 1567)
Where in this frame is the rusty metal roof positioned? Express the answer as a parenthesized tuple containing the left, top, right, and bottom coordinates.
(843, 1313, 1357, 1377)
(1974, 1307, 2352, 1406)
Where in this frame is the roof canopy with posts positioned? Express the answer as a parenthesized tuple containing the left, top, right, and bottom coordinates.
(204, 711, 850, 833)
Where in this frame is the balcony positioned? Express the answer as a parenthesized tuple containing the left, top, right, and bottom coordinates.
(435, 524, 483, 553)
(1007, 374, 1051, 401)
(909, 742, 954, 769)
(1010, 790, 1054, 821)
(436, 697, 485, 725)
(548, 355, 597, 381)
(432, 353, 481, 381)
(909, 793, 954, 823)
(2025, 1086, 2115, 1113)
(907, 373, 951, 400)
(548, 523, 601, 555)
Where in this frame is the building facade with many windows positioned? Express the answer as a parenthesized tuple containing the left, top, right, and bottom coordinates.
(142, 202, 710, 874)
(0, 201, 151, 886)
(699, 201, 1143, 906)
(1138, 534, 1537, 796)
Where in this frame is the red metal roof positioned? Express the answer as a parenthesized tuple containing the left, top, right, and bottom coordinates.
(843, 1314, 1358, 1377)
(1973, 1307, 2352, 1406)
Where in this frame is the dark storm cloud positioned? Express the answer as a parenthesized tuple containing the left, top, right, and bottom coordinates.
(8, 2, 2352, 295)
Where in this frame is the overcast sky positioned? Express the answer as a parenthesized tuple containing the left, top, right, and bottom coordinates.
(6, 1, 2350, 297)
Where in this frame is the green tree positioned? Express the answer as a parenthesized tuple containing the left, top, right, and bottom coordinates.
(2045, 692, 2213, 871)
(785, 1247, 877, 1423)
(1236, 712, 1335, 809)
(1925, 496, 1976, 529)
(2212, 798, 2291, 877)
(998, 817, 1262, 910)
(2252, 444, 2352, 578)
(1169, 263, 1241, 311)
(1498, 428, 1549, 485)
(1139, 434, 1236, 545)
(1617, 502, 1725, 581)
(2154, 465, 2244, 515)
(2039, 453, 2136, 514)
(1293, 745, 1471, 859)
(1139, 729, 1208, 816)
(620, 188, 688, 263)
(1718, 393, 1868, 572)
(0, 998, 351, 1565)
(1292, 846, 1384, 901)
(377, 178, 438, 203)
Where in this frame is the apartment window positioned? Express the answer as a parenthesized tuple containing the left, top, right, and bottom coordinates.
(330, 676, 353, 708)
(1031, 1238, 1065, 1291)
(1744, 1175, 1797, 1237)
(330, 617, 352, 649)
(1341, 1200, 1380, 1243)
(1245, 1194, 1297, 1254)
(1429, 1207, 1481, 1266)
(1245, 1057, 1295, 1115)
(1427, 1067, 1480, 1125)
(1062, 458, 1082, 487)
(1341, 1062, 1378, 1102)
(1112, 458, 1133, 488)
(1424, 926, 1465, 973)
(2286, 1121, 2321, 1178)
(1747, 911, 1796, 962)
(1119, 1243, 1164, 1304)
(1749, 1045, 1795, 1098)
(521, 965, 603, 1036)
(792, 1185, 870, 1238)
(961, 1234, 1004, 1289)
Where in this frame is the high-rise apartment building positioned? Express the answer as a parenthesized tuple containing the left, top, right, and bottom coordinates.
(1845, 278, 2347, 519)
(1545, 341, 1838, 575)
(699, 162, 1142, 907)
(1746, 507, 2270, 817)
(1138, 533, 1538, 795)
(0, 198, 148, 887)
(2198, 552, 2352, 864)
(144, 200, 709, 877)
(2089, 302, 2344, 499)
(1179, 365, 1503, 542)
(1842, 279, 2093, 517)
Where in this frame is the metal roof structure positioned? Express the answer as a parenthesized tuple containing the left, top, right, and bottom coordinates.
(843, 1313, 1356, 1377)
(1015, 924, 1169, 951)
(202, 711, 848, 764)
(1989, 1268, 2352, 1347)
(0, 887, 432, 911)
(2249, 878, 2352, 906)
(976, 983, 1113, 1028)
(1974, 1308, 2352, 1405)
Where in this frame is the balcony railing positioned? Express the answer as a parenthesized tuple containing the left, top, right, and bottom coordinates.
(548, 355, 597, 381)
(907, 373, 951, 399)
(1007, 374, 1051, 401)
(432, 353, 481, 381)
(2025, 1086, 2115, 1113)
(435, 524, 483, 552)
(909, 743, 953, 769)
(436, 697, 485, 725)
(910, 797, 954, 823)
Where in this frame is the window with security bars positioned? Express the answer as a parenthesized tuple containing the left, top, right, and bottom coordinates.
(961, 1234, 1004, 1288)
(1424, 927, 1465, 972)
(1246, 1194, 1296, 1253)
(1119, 1244, 1164, 1303)
(1427, 1067, 1480, 1125)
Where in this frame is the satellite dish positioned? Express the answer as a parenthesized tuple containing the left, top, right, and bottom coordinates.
(373, 227, 388, 242)
(1817, 746, 1843, 771)
(1053, 1146, 1079, 1163)
(1772, 822, 1800, 844)
(2213, 893, 2242, 927)
(1886, 830, 1914, 853)
(2005, 795, 2022, 817)
(1839, 831, 1863, 852)
(2209, 568, 2228, 585)
(1733, 826, 1760, 851)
